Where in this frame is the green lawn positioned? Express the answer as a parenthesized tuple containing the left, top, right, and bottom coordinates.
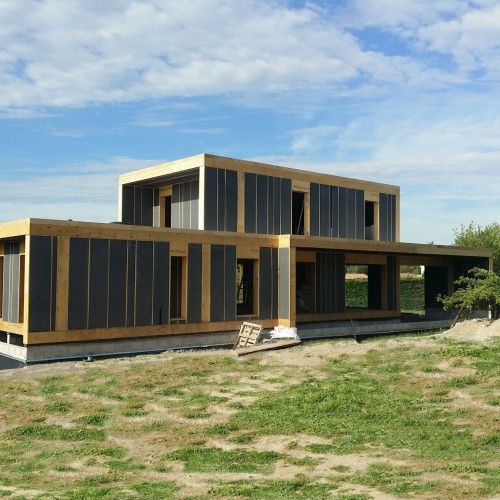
(0, 331, 498, 499)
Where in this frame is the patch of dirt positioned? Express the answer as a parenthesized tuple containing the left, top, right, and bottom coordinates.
(440, 318, 499, 342)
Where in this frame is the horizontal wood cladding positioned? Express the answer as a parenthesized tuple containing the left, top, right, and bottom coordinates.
(68, 238, 170, 331)
(244, 173, 291, 235)
(204, 167, 237, 232)
(310, 183, 365, 239)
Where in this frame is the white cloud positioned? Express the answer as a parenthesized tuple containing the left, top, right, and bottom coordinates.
(0, 0, 478, 111)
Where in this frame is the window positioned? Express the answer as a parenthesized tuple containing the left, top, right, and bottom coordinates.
(236, 259, 256, 316)
(296, 262, 315, 313)
(164, 195, 172, 228)
(365, 201, 375, 240)
(292, 191, 305, 235)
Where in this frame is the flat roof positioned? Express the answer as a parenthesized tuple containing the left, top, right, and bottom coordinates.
(119, 153, 400, 195)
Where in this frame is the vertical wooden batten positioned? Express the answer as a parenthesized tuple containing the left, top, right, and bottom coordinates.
(55, 236, 70, 332)
(201, 243, 211, 322)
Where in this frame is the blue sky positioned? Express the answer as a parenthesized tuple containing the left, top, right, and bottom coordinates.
(1, 0, 499, 243)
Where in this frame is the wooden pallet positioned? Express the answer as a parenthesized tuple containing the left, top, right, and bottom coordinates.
(234, 322, 263, 348)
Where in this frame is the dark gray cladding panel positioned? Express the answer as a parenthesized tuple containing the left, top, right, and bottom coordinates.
(204, 167, 218, 230)
(346, 188, 356, 239)
(367, 265, 382, 309)
(126, 241, 136, 327)
(256, 174, 268, 234)
(244, 173, 256, 233)
(278, 248, 289, 319)
(108, 239, 127, 328)
(225, 170, 237, 232)
(182, 182, 191, 230)
(88, 239, 109, 329)
(386, 256, 397, 310)
(280, 178, 292, 235)
(29, 236, 57, 332)
(135, 241, 153, 326)
(172, 183, 181, 228)
(271, 248, 279, 318)
(122, 185, 135, 224)
(453, 256, 489, 281)
(217, 169, 226, 231)
(267, 176, 274, 234)
(141, 188, 154, 226)
(224, 245, 236, 321)
(315, 251, 345, 313)
(210, 244, 225, 322)
(355, 189, 365, 240)
(133, 187, 142, 225)
(272, 177, 281, 235)
(319, 184, 330, 237)
(153, 242, 170, 325)
(153, 188, 160, 227)
(191, 180, 199, 229)
(335, 253, 346, 312)
(68, 238, 89, 330)
(259, 247, 272, 319)
(330, 186, 339, 238)
(2, 241, 21, 323)
(391, 194, 396, 241)
(379, 193, 388, 241)
(187, 243, 202, 323)
(338, 187, 347, 238)
(425, 266, 448, 308)
(310, 183, 319, 236)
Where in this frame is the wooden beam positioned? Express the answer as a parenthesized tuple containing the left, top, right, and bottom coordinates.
(296, 309, 398, 323)
(26, 318, 279, 345)
(345, 253, 387, 265)
(55, 236, 69, 332)
(296, 250, 316, 263)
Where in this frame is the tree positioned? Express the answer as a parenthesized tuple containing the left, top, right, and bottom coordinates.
(453, 222, 500, 275)
(439, 268, 500, 320)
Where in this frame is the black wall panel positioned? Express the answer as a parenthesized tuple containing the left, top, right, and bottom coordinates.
(210, 245, 225, 322)
(379, 193, 388, 241)
(272, 248, 279, 318)
(217, 169, 226, 231)
(122, 185, 135, 225)
(319, 184, 330, 237)
(187, 243, 202, 323)
(88, 239, 109, 329)
(204, 167, 218, 231)
(315, 251, 345, 313)
(310, 183, 319, 236)
(338, 187, 347, 238)
(224, 246, 236, 321)
(126, 241, 136, 327)
(267, 177, 274, 234)
(133, 188, 142, 225)
(367, 265, 382, 309)
(346, 188, 356, 239)
(153, 242, 169, 325)
(68, 238, 89, 330)
(355, 189, 365, 240)
(330, 186, 339, 237)
(256, 174, 268, 234)
(280, 178, 291, 234)
(272, 178, 281, 235)
(29, 236, 57, 332)
(244, 173, 256, 233)
(425, 266, 448, 308)
(141, 188, 154, 226)
(108, 239, 127, 328)
(225, 170, 237, 232)
(135, 241, 153, 326)
(278, 248, 289, 319)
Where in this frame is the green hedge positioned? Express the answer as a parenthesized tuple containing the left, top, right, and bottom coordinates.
(345, 277, 424, 311)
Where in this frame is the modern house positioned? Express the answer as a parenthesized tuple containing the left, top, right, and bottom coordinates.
(0, 154, 491, 362)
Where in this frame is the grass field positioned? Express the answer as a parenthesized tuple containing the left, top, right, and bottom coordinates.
(0, 331, 498, 499)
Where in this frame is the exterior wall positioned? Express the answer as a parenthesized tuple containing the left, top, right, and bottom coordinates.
(204, 167, 237, 231)
(172, 180, 199, 230)
(2, 241, 22, 323)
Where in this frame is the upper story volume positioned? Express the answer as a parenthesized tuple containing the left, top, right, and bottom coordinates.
(119, 153, 400, 242)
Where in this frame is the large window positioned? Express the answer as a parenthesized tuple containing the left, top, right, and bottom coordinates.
(236, 259, 256, 316)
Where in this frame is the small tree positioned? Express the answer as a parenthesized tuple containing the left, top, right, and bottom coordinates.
(439, 268, 500, 320)
(453, 222, 500, 275)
